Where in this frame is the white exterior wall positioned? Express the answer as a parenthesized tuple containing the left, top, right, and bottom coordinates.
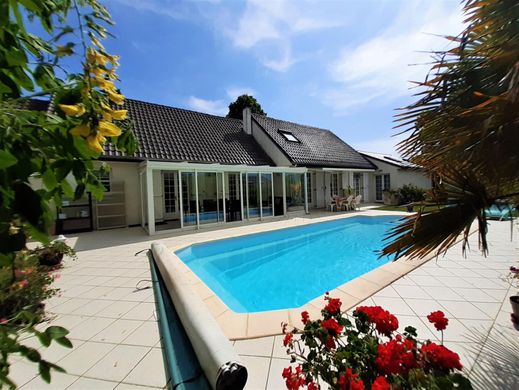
(101, 161, 142, 226)
(365, 157, 432, 203)
(250, 120, 292, 167)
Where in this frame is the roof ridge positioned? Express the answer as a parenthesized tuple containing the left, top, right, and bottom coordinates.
(126, 97, 242, 123)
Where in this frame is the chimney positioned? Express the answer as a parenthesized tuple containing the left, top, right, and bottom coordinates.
(242, 107, 252, 135)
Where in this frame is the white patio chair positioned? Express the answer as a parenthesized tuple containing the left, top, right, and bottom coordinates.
(351, 195, 362, 211)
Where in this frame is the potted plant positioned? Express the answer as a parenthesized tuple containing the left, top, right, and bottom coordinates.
(509, 266, 519, 324)
(32, 241, 77, 267)
(382, 189, 399, 205)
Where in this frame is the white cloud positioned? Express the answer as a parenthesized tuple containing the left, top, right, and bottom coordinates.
(224, 0, 343, 72)
(353, 133, 409, 156)
(323, 1, 464, 114)
(187, 96, 227, 116)
(226, 86, 256, 100)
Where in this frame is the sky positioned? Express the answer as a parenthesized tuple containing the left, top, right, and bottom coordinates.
(101, 0, 464, 155)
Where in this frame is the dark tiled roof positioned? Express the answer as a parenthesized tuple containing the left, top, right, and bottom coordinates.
(103, 99, 273, 166)
(252, 114, 375, 169)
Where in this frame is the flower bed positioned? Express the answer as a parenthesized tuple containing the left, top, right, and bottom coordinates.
(281, 294, 471, 389)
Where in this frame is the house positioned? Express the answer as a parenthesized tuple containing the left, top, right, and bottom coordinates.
(360, 151, 432, 203)
(87, 98, 380, 234)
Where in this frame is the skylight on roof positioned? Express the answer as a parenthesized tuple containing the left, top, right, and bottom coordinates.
(278, 130, 299, 143)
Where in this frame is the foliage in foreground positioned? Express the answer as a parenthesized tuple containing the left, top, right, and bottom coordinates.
(282, 295, 471, 390)
(1, 0, 135, 387)
(382, 0, 519, 259)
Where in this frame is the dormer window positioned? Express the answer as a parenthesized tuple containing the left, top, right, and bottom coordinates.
(279, 130, 299, 143)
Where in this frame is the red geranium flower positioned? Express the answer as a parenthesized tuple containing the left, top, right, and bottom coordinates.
(372, 376, 391, 390)
(356, 306, 399, 337)
(283, 332, 293, 347)
(427, 311, 449, 331)
(325, 335, 336, 349)
(421, 342, 462, 371)
(376, 335, 417, 375)
(338, 368, 365, 390)
(324, 298, 342, 314)
(321, 318, 343, 335)
(301, 311, 310, 325)
(307, 382, 319, 390)
(282, 366, 306, 390)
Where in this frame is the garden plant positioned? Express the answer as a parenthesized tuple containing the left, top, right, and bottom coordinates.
(0, 0, 135, 387)
(282, 295, 471, 390)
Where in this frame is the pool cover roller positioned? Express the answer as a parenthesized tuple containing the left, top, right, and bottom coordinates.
(151, 242, 248, 390)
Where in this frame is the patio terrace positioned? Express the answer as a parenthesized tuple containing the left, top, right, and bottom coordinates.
(8, 210, 518, 390)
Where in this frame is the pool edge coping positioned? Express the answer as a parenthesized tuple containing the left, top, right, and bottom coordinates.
(158, 210, 449, 340)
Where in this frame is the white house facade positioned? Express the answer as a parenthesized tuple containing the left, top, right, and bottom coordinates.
(60, 99, 384, 235)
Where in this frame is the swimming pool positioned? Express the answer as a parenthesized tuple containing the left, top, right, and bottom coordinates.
(176, 215, 400, 313)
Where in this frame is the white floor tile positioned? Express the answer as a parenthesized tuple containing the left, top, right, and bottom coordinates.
(122, 321, 160, 347)
(84, 344, 151, 382)
(91, 319, 144, 344)
(58, 341, 116, 376)
(234, 336, 275, 357)
(122, 348, 166, 387)
(67, 376, 118, 389)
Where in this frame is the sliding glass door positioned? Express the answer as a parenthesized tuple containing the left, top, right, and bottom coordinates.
(197, 172, 224, 224)
(261, 173, 273, 217)
(285, 173, 305, 212)
(181, 172, 196, 226)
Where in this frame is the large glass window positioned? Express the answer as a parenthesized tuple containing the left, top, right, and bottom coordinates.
(353, 173, 362, 197)
(163, 172, 176, 214)
(383, 174, 390, 191)
(181, 172, 196, 226)
(226, 172, 241, 222)
(241, 173, 247, 219)
(286, 173, 305, 212)
(197, 172, 223, 224)
(330, 173, 338, 197)
(247, 173, 260, 218)
(261, 173, 273, 217)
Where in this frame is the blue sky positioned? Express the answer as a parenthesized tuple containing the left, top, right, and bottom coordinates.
(102, 0, 464, 155)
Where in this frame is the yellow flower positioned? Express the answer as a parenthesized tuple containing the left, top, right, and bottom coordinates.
(69, 123, 91, 137)
(86, 134, 106, 153)
(101, 104, 127, 121)
(91, 67, 106, 78)
(91, 36, 105, 50)
(110, 109, 127, 120)
(98, 121, 122, 137)
(102, 111, 112, 122)
(59, 104, 86, 117)
(107, 90, 125, 105)
(93, 78, 116, 92)
(87, 48, 109, 66)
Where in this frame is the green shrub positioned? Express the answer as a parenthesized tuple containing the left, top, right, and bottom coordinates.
(398, 184, 427, 205)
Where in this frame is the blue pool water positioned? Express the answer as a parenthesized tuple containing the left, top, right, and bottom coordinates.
(176, 215, 400, 313)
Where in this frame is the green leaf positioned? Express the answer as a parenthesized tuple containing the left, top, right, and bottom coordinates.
(38, 361, 51, 383)
(0, 150, 18, 169)
(23, 347, 41, 363)
(42, 169, 58, 190)
(36, 331, 52, 347)
(45, 326, 69, 340)
(55, 337, 73, 349)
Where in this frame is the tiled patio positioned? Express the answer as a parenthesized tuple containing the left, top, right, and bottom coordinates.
(10, 213, 518, 390)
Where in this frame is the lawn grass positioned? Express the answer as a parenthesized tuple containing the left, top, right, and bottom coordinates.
(374, 204, 441, 213)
